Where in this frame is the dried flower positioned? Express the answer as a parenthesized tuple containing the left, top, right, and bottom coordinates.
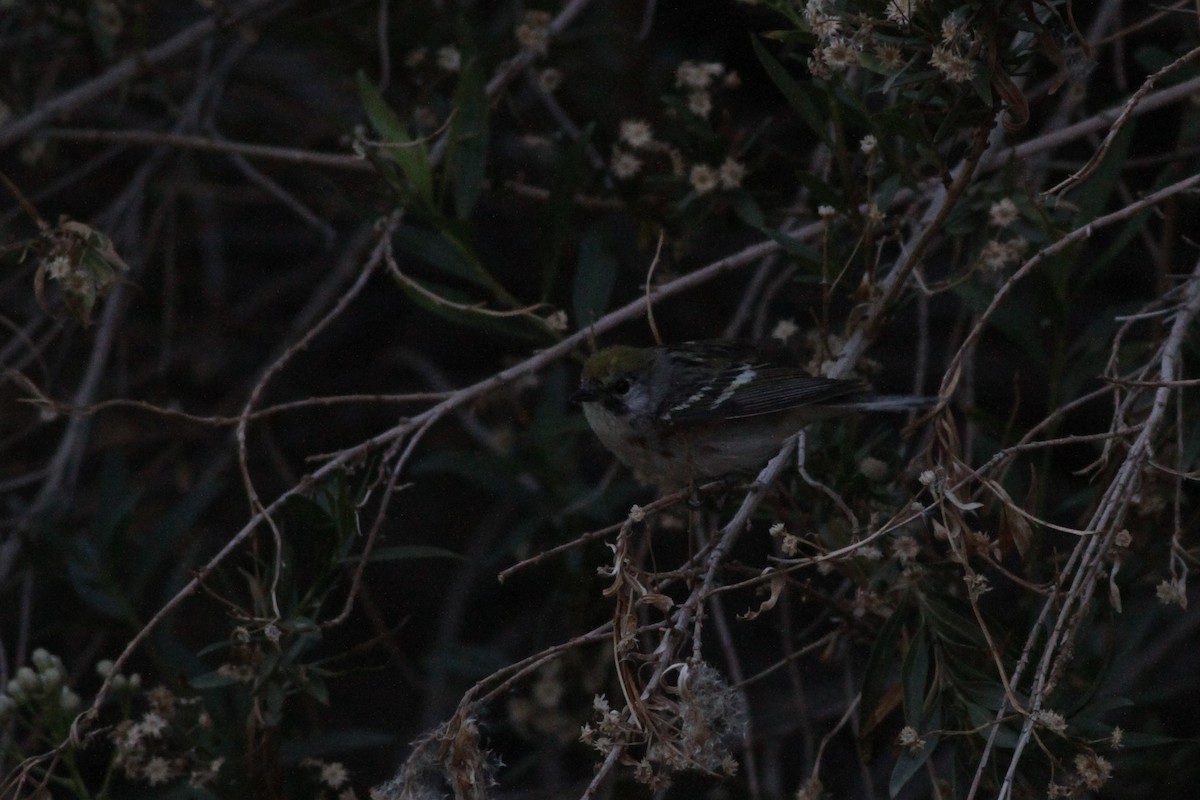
(1034, 708, 1067, 734)
(538, 67, 563, 93)
(876, 43, 905, 71)
(891, 535, 920, 564)
(515, 10, 553, 55)
(1074, 752, 1113, 790)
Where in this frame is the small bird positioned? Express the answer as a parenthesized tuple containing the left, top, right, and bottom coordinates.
(571, 340, 934, 488)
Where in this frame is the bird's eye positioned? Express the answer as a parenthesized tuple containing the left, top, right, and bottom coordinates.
(611, 377, 632, 395)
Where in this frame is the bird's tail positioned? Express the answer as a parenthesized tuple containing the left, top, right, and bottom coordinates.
(841, 395, 939, 412)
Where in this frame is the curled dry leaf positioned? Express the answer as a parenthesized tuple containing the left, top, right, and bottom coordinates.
(32, 217, 129, 326)
(738, 570, 785, 621)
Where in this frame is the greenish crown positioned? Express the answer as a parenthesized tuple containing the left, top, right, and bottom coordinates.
(582, 345, 654, 381)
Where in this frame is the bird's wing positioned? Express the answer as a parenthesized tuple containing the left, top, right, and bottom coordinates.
(659, 365, 865, 424)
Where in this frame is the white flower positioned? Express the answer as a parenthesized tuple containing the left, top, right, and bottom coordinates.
(988, 198, 1018, 227)
(1156, 578, 1187, 608)
(611, 151, 643, 179)
(689, 164, 719, 194)
(687, 90, 713, 117)
(718, 157, 745, 189)
(771, 319, 798, 341)
(628, 505, 646, 522)
(885, 0, 921, 24)
(676, 60, 724, 90)
(930, 46, 974, 82)
(897, 725, 924, 750)
(619, 120, 654, 149)
(941, 12, 967, 44)
(821, 37, 859, 71)
(59, 687, 80, 712)
(139, 711, 169, 738)
(145, 756, 173, 786)
(435, 46, 461, 72)
(320, 762, 349, 789)
(856, 545, 883, 561)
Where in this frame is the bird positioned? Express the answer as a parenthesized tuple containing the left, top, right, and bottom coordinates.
(571, 340, 934, 488)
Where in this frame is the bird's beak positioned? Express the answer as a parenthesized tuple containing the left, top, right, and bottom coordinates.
(570, 380, 600, 404)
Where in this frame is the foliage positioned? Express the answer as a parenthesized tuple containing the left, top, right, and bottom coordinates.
(1, 0, 1199, 798)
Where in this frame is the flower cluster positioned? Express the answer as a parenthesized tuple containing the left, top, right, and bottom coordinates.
(109, 684, 224, 790)
(581, 662, 747, 791)
(1048, 750, 1114, 795)
(0, 648, 81, 724)
(800, 0, 982, 85)
(609, 112, 747, 198)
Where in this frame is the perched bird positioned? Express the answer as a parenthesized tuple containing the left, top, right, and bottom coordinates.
(571, 340, 933, 488)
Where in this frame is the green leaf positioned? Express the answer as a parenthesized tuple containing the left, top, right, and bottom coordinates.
(264, 681, 286, 726)
(902, 625, 930, 727)
(133, 480, 222, 593)
(94, 452, 140, 546)
(751, 36, 829, 145)
(573, 224, 618, 329)
(758, 225, 822, 270)
(190, 670, 245, 689)
(916, 591, 984, 650)
(861, 601, 907, 729)
(359, 545, 466, 563)
(889, 737, 936, 797)
(540, 124, 595, 297)
(392, 223, 508, 299)
(280, 730, 397, 763)
(356, 72, 434, 208)
(731, 191, 765, 228)
(413, 449, 537, 498)
(1067, 124, 1133, 223)
(394, 272, 546, 341)
(449, 55, 489, 219)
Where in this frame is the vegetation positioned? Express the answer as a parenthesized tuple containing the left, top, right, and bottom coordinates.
(1, 1, 1198, 798)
